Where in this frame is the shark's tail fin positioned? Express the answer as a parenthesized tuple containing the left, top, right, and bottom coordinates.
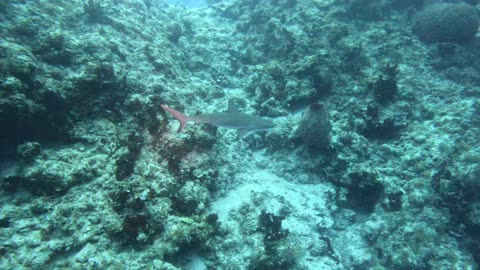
(161, 104, 189, 133)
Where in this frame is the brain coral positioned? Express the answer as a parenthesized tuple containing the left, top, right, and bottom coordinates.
(413, 3, 479, 43)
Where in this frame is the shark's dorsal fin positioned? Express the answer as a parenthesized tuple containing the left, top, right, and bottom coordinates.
(227, 100, 239, 112)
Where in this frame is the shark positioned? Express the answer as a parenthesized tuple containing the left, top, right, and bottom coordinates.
(161, 101, 275, 138)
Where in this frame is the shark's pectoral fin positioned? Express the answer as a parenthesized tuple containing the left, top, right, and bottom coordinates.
(236, 129, 250, 139)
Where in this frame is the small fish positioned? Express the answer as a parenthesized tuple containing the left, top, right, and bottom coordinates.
(161, 101, 275, 138)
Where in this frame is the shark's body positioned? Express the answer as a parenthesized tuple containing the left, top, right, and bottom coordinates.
(161, 102, 274, 138)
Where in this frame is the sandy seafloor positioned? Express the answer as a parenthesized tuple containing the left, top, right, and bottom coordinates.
(1, 0, 480, 269)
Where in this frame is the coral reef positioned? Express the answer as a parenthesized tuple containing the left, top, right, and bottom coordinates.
(0, 0, 479, 269)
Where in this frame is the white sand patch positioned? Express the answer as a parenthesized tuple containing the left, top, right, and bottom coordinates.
(211, 169, 338, 269)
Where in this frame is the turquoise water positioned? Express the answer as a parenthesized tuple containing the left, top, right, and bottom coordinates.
(1, 0, 480, 269)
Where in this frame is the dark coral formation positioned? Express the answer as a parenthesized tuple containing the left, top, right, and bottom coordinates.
(370, 64, 399, 105)
(169, 194, 200, 216)
(115, 132, 144, 181)
(111, 188, 163, 245)
(254, 210, 295, 269)
(123, 214, 149, 242)
(83, 0, 111, 24)
(414, 3, 480, 44)
(359, 104, 405, 140)
(346, 170, 384, 213)
(258, 210, 289, 249)
(318, 235, 340, 264)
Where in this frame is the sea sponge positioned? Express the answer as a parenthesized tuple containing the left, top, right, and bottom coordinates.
(413, 3, 479, 44)
(297, 103, 331, 151)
